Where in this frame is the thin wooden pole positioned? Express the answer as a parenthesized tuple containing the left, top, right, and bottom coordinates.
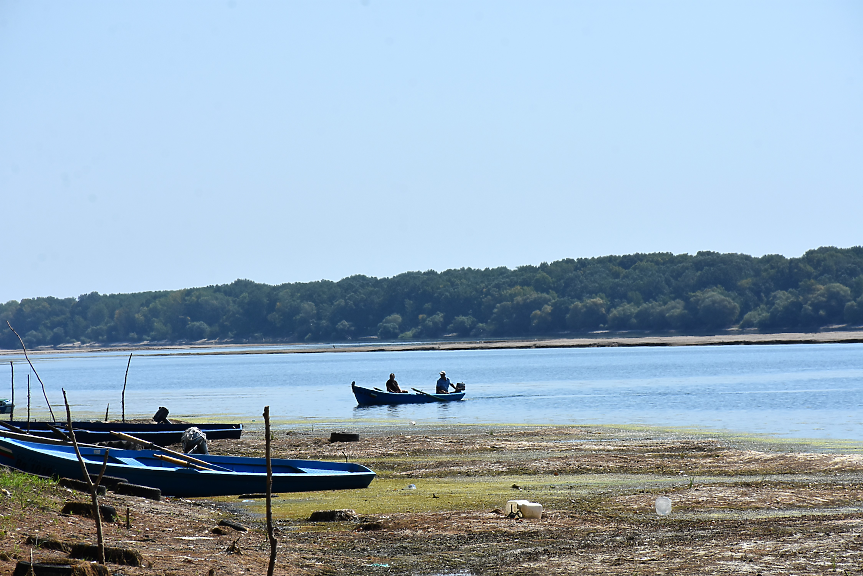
(122, 353, 132, 423)
(0, 420, 25, 434)
(104, 404, 109, 422)
(6, 321, 55, 421)
(264, 406, 277, 576)
(63, 389, 105, 565)
(9, 361, 13, 422)
(27, 374, 30, 431)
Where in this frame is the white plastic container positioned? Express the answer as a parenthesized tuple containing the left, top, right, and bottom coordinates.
(505, 499, 529, 515)
(519, 502, 543, 519)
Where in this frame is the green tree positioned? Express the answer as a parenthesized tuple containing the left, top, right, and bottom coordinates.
(529, 305, 553, 333)
(566, 297, 607, 331)
(845, 296, 863, 325)
(690, 290, 740, 330)
(414, 312, 446, 338)
(186, 321, 209, 340)
(739, 305, 768, 329)
(807, 283, 852, 324)
(448, 315, 477, 336)
(377, 314, 402, 340)
(763, 291, 803, 329)
(661, 300, 690, 330)
(607, 303, 638, 330)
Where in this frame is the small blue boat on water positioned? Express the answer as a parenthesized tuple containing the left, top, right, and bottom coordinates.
(352, 382, 466, 406)
(0, 433, 375, 497)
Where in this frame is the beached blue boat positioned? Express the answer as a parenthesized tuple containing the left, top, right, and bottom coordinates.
(0, 434, 375, 497)
(4, 421, 242, 446)
(352, 382, 465, 406)
(0, 399, 13, 415)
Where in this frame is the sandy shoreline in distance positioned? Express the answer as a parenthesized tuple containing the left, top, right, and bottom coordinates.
(1, 329, 862, 357)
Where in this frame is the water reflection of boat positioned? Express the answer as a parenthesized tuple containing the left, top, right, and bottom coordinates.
(351, 382, 465, 406)
(0, 433, 376, 497)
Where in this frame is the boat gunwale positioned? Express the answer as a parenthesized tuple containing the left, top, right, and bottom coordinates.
(0, 434, 374, 476)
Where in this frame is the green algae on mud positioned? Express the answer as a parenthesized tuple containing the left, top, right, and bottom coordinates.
(227, 472, 707, 523)
(227, 471, 863, 526)
(211, 421, 863, 525)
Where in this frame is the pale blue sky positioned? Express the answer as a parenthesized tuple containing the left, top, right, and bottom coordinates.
(1, 1, 861, 304)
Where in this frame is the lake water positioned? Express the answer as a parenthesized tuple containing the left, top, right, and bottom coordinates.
(1, 342, 862, 440)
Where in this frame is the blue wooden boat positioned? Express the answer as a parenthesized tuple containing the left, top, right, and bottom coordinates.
(352, 382, 465, 406)
(0, 400, 12, 415)
(5, 421, 242, 446)
(0, 434, 375, 497)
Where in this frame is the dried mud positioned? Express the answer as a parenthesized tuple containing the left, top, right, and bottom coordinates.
(3, 424, 863, 575)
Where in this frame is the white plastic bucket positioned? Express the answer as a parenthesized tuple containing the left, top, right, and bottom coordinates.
(506, 499, 529, 515)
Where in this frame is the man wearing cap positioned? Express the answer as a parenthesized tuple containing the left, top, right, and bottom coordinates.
(386, 373, 406, 393)
(436, 371, 455, 394)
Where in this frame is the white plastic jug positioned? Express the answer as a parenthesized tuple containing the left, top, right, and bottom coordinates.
(519, 502, 543, 519)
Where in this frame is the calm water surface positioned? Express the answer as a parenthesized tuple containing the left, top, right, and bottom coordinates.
(2, 343, 862, 440)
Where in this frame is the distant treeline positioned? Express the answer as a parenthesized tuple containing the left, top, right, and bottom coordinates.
(3, 246, 863, 349)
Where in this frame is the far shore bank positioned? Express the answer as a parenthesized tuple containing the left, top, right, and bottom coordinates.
(2, 328, 862, 357)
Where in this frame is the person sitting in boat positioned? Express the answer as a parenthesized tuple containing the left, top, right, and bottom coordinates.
(436, 371, 455, 394)
(386, 373, 407, 393)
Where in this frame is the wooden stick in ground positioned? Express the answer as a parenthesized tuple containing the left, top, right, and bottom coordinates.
(94, 449, 110, 489)
(26, 374, 30, 431)
(264, 405, 277, 576)
(9, 361, 13, 422)
(6, 321, 55, 421)
(109, 431, 230, 472)
(120, 352, 132, 422)
(122, 353, 132, 423)
(63, 389, 105, 565)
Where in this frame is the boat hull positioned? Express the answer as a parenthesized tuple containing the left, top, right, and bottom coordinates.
(352, 383, 465, 406)
(0, 436, 375, 497)
(5, 421, 242, 446)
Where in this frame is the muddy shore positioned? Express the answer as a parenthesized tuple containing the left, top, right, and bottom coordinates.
(3, 423, 863, 575)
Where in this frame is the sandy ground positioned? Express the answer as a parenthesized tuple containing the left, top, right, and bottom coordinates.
(2, 329, 863, 358)
(3, 423, 863, 575)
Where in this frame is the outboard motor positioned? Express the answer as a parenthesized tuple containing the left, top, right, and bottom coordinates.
(455, 382, 466, 393)
(153, 406, 171, 425)
(181, 427, 209, 455)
